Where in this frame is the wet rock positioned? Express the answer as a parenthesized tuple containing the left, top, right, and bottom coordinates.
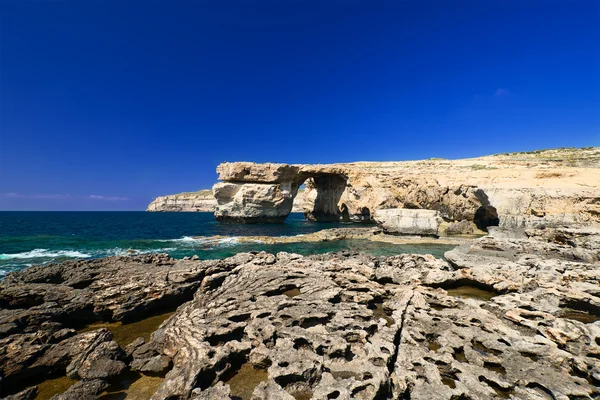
(51, 379, 109, 400)
(26, 328, 126, 381)
(4, 387, 37, 400)
(65, 332, 126, 380)
(0, 254, 206, 327)
(251, 382, 295, 399)
(0, 254, 222, 394)
(124, 337, 145, 357)
(130, 341, 172, 373)
(191, 381, 231, 399)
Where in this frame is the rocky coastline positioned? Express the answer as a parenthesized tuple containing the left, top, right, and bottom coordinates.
(191, 226, 482, 247)
(4, 148, 600, 399)
(1, 224, 599, 400)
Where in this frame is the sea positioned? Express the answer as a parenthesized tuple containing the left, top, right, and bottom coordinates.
(0, 212, 455, 278)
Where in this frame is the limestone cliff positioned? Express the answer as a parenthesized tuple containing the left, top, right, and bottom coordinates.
(147, 190, 217, 212)
(147, 189, 305, 212)
(213, 147, 600, 228)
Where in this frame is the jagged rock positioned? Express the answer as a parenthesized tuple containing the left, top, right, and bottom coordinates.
(191, 381, 231, 399)
(0, 254, 210, 394)
(51, 379, 109, 400)
(0, 329, 123, 397)
(373, 208, 442, 236)
(4, 387, 37, 400)
(251, 382, 295, 400)
(0, 328, 78, 391)
(129, 340, 172, 373)
(143, 251, 399, 399)
(446, 219, 478, 235)
(28, 328, 126, 380)
(64, 330, 126, 380)
(0, 253, 203, 329)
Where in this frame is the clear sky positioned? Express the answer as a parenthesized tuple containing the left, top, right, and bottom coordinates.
(1, 0, 598, 211)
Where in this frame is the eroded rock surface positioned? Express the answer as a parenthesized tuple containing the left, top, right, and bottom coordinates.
(1, 227, 599, 399)
(139, 229, 598, 399)
(0, 254, 208, 397)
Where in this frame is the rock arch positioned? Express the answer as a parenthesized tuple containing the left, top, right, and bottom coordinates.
(212, 162, 500, 227)
(213, 163, 352, 223)
(298, 173, 348, 222)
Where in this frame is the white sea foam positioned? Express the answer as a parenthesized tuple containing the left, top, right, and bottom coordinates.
(99, 247, 178, 257)
(161, 236, 240, 247)
(0, 249, 92, 260)
(159, 236, 204, 243)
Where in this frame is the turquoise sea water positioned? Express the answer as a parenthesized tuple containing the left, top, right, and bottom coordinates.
(0, 212, 454, 277)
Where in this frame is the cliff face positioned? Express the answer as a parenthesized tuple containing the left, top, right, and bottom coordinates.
(147, 190, 305, 212)
(212, 147, 600, 228)
(147, 190, 217, 212)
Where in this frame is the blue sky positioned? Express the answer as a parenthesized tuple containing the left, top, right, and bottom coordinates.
(1, 0, 598, 211)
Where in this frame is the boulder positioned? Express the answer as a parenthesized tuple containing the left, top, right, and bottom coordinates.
(51, 379, 109, 400)
(446, 219, 478, 235)
(373, 208, 442, 236)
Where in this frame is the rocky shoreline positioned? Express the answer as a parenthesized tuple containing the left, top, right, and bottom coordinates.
(1, 226, 599, 399)
(191, 226, 483, 247)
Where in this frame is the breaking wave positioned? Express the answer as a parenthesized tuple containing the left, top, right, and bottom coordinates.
(0, 249, 92, 260)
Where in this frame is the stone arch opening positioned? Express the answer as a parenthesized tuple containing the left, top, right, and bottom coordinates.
(297, 173, 348, 222)
(474, 206, 499, 231)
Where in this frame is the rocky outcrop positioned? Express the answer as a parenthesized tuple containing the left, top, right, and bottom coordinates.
(373, 209, 442, 236)
(193, 226, 472, 247)
(147, 190, 217, 212)
(2, 226, 599, 399)
(147, 189, 305, 213)
(212, 147, 600, 228)
(0, 253, 208, 397)
(213, 181, 299, 223)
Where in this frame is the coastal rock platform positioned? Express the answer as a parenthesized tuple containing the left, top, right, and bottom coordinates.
(1, 227, 599, 399)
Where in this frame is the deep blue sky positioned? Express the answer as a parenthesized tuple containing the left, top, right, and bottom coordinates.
(1, 0, 598, 211)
